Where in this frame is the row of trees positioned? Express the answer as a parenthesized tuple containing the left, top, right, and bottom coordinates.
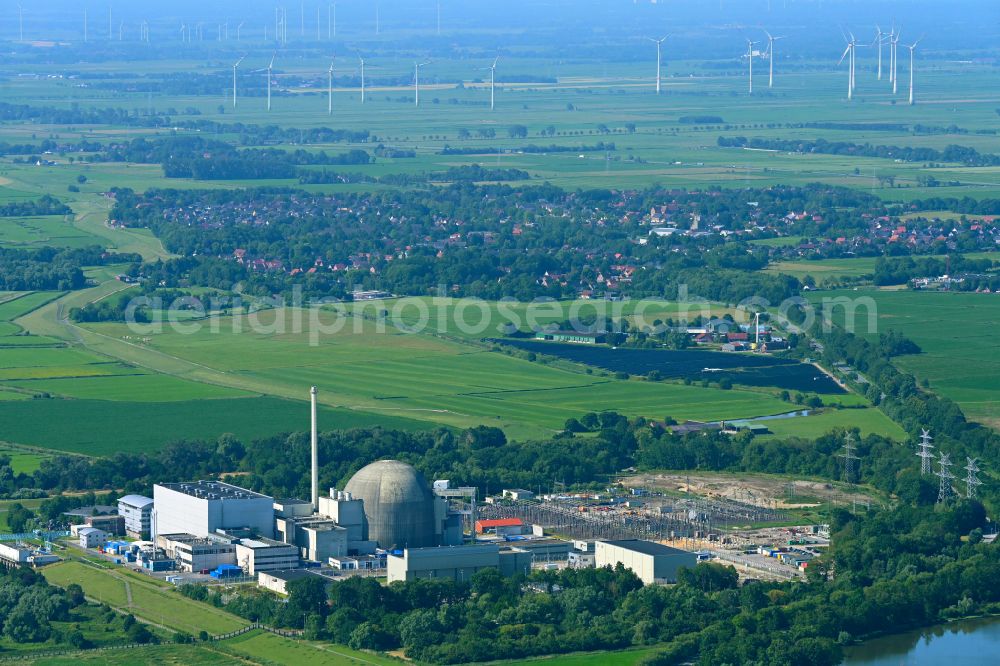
(718, 136, 1000, 168)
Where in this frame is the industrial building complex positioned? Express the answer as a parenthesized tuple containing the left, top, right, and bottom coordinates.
(64, 387, 726, 595)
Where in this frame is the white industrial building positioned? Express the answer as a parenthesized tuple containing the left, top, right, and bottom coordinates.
(156, 533, 238, 573)
(387, 544, 532, 583)
(77, 527, 108, 549)
(152, 481, 275, 540)
(118, 495, 153, 539)
(594, 539, 697, 585)
(235, 537, 300, 575)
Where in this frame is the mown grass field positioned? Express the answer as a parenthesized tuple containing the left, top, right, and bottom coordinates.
(810, 288, 1000, 428)
(756, 407, 907, 441)
(43, 560, 246, 635)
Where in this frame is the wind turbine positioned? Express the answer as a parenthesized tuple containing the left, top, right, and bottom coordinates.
(746, 39, 757, 95)
(237, 21, 244, 41)
(873, 26, 886, 81)
(648, 36, 667, 95)
(327, 57, 336, 114)
(839, 32, 861, 100)
(267, 54, 276, 111)
(839, 38, 854, 100)
(232, 56, 245, 109)
(329, 4, 336, 38)
(764, 31, 785, 88)
(83, 9, 88, 42)
(358, 54, 367, 104)
(488, 55, 500, 110)
(414, 61, 430, 107)
(891, 30, 901, 94)
(906, 38, 923, 106)
(17, 4, 23, 41)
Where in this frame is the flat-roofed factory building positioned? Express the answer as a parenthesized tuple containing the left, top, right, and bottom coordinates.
(152, 481, 275, 540)
(594, 539, 697, 585)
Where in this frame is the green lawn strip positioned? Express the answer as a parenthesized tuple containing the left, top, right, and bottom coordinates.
(219, 631, 401, 666)
(43, 561, 246, 635)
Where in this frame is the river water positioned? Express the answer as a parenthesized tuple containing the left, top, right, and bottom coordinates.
(843, 616, 1000, 665)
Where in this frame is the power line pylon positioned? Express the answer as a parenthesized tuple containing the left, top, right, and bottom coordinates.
(839, 432, 860, 484)
(965, 457, 982, 500)
(936, 453, 956, 504)
(916, 428, 935, 475)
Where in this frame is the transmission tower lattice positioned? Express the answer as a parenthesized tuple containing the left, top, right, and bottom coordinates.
(965, 457, 982, 500)
(936, 453, 956, 504)
(839, 433, 860, 484)
(916, 428, 935, 475)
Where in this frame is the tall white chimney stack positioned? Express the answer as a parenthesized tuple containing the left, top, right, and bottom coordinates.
(310, 386, 319, 511)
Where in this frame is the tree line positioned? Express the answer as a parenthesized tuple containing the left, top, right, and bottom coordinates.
(718, 136, 1000, 168)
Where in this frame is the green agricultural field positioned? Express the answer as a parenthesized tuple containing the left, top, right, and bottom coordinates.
(357, 296, 738, 342)
(77, 309, 795, 439)
(43, 561, 246, 635)
(2, 56, 1000, 200)
(765, 257, 878, 282)
(0, 446, 50, 474)
(219, 631, 401, 666)
(0, 215, 102, 249)
(755, 407, 907, 441)
(810, 288, 1000, 429)
(0, 395, 423, 455)
(0, 291, 62, 321)
(21, 644, 231, 665)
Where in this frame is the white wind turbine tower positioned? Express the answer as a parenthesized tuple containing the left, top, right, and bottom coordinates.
(17, 4, 23, 42)
(84, 10, 88, 42)
(232, 56, 245, 109)
(891, 29, 901, 95)
(746, 39, 757, 95)
(414, 61, 431, 107)
(838, 34, 857, 100)
(906, 37, 923, 106)
(488, 56, 501, 110)
(764, 31, 785, 89)
(873, 26, 886, 81)
(358, 55, 367, 104)
(237, 22, 244, 41)
(267, 54, 277, 111)
(327, 57, 336, 114)
(648, 36, 667, 95)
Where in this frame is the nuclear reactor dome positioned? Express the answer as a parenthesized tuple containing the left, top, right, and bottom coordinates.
(344, 460, 437, 549)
